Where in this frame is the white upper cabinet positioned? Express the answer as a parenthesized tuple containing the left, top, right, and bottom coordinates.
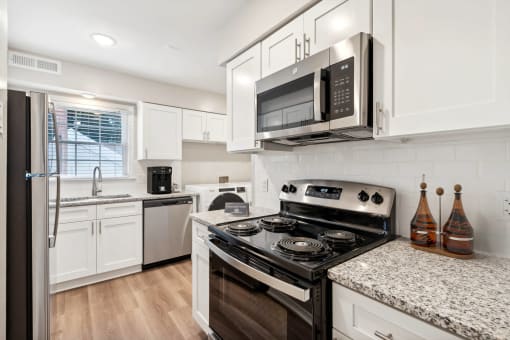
(304, 0, 372, 55)
(137, 102, 182, 160)
(373, 0, 510, 138)
(183, 109, 207, 141)
(182, 109, 226, 143)
(206, 113, 227, 143)
(261, 17, 304, 77)
(226, 43, 263, 152)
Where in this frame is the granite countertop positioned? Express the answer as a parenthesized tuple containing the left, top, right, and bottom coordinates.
(328, 238, 510, 340)
(58, 191, 197, 207)
(190, 207, 278, 226)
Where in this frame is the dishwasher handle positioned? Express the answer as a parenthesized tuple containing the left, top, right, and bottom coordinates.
(143, 197, 193, 208)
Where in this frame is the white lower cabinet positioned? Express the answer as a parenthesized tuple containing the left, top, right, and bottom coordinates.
(97, 215, 143, 273)
(192, 220, 210, 334)
(50, 220, 96, 284)
(333, 283, 461, 340)
(50, 202, 143, 289)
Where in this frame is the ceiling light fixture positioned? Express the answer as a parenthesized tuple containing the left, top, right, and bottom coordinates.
(81, 92, 96, 99)
(90, 33, 117, 47)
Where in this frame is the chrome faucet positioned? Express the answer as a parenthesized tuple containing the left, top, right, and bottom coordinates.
(92, 166, 103, 197)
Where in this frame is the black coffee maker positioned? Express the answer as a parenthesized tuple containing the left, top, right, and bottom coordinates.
(147, 167, 172, 194)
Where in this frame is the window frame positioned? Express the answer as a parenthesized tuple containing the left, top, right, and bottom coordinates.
(50, 95, 136, 180)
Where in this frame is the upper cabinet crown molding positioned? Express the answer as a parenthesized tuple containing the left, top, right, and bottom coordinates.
(137, 102, 183, 160)
(373, 0, 510, 138)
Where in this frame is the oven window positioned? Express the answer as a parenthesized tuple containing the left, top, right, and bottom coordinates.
(257, 74, 315, 132)
(209, 252, 314, 340)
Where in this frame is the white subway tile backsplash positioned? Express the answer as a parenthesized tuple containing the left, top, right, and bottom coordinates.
(253, 135, 510, 257)
(416, 145, 455, 161)
(382, 148, 416, 162)
(455, 142, 507, 161)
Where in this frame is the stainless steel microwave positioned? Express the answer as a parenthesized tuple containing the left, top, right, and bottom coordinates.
(255, 32, 372, 146)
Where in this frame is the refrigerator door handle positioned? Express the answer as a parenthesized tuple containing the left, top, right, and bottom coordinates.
(49, 102, 61, 248)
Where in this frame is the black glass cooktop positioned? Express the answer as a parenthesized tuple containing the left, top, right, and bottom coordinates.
(210, 214, 387, 281)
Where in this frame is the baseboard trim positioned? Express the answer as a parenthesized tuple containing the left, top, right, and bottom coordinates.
(51, 265, 141, 293)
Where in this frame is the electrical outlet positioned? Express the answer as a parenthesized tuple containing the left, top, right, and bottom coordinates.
(503, 193, 510, 217)
(260, 178, 269, 193)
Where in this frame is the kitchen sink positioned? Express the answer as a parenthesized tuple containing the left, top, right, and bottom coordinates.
(60, 194, 132, 202)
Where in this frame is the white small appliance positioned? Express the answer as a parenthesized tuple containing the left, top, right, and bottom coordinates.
(185, 182, 251, 212)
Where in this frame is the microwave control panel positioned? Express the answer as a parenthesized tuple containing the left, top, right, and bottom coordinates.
(330, 57, 355, 119)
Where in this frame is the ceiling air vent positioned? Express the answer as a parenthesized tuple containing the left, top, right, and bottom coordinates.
(8, 51, 62, 75)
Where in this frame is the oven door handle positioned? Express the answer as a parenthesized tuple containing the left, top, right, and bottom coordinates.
(208, 240, 311, 302)
(313, 69, 326, 122)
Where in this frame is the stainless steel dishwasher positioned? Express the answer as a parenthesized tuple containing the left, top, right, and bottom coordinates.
(143, 196, 193, 267)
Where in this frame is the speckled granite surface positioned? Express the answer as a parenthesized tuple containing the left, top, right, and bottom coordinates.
(328, 238, 510, 340)
(190, 207, 278, 226)
(58, 192, 197, 207)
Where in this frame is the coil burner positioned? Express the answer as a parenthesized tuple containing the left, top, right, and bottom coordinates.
(259, 216, 297, 232)
(225, 222, 261, 236)
(273, 237, 331, 261)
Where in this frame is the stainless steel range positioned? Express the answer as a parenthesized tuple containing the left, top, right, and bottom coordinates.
(208, 180, 396, 340)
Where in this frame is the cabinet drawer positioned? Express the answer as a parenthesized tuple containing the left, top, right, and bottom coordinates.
(97, 201, 142, 219)
(51, 205, 96, 224)
(333, 284, 461, 340)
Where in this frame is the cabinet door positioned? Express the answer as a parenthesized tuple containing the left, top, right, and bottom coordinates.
(374, 0, 510, 138)
(304, 0, 372, 55)
(226, 43, 263, 152)
(333, 284, 462, 340)
(50, 220, 96, 283)
(183, 109, 207, 141)
(206, 113, 226, 143)
(261, 16, 304, 77)
(192, 221, 210, 333)
(97, 215, 142, 273)
(138, 102, 182, 160)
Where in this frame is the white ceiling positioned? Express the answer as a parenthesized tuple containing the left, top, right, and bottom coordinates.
(8, 0, 250, 94)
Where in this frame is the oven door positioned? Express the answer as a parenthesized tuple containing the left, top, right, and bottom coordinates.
(255, 48, 330, 141)
(208, 237, 324, 340)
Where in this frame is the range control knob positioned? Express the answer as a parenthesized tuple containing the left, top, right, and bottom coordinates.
(371, 192, 384, 205)
(289, 184, 297, 193)
(281, 184, 289, 193)
(357, 190, 370, 202)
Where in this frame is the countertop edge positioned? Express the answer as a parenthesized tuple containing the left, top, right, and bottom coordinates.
(58, 192, 197, 208)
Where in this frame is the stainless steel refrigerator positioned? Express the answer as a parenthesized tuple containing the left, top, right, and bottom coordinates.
(7, 90, 61, 340)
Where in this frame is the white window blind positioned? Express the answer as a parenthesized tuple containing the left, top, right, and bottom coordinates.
(48, 102, 129, 177)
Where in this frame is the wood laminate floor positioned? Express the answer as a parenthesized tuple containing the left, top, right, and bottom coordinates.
(51, 259, 207, 340)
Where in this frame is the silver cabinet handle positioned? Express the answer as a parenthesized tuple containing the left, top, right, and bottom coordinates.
(374, 331, 393, 340)
(91, 221, 94, 235)
(375, 102, 384, 135)
(304, 33, 310, 58)
(208, 240, 310, 302)
(295, 38, 302, 63)
(99, 221, 102, 234)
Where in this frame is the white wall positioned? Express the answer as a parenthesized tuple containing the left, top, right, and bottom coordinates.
(8, 52, 251, 197)
(0, 0, 7, 336)
(252, 133, 510, 258)
(218, 0, 318, 63)
(8, 50, 226, 113)
(181, 142, 251, 185)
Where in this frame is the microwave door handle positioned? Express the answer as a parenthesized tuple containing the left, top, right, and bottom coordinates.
(208, 240, 310, 302)
(313, 69, 325, 121)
